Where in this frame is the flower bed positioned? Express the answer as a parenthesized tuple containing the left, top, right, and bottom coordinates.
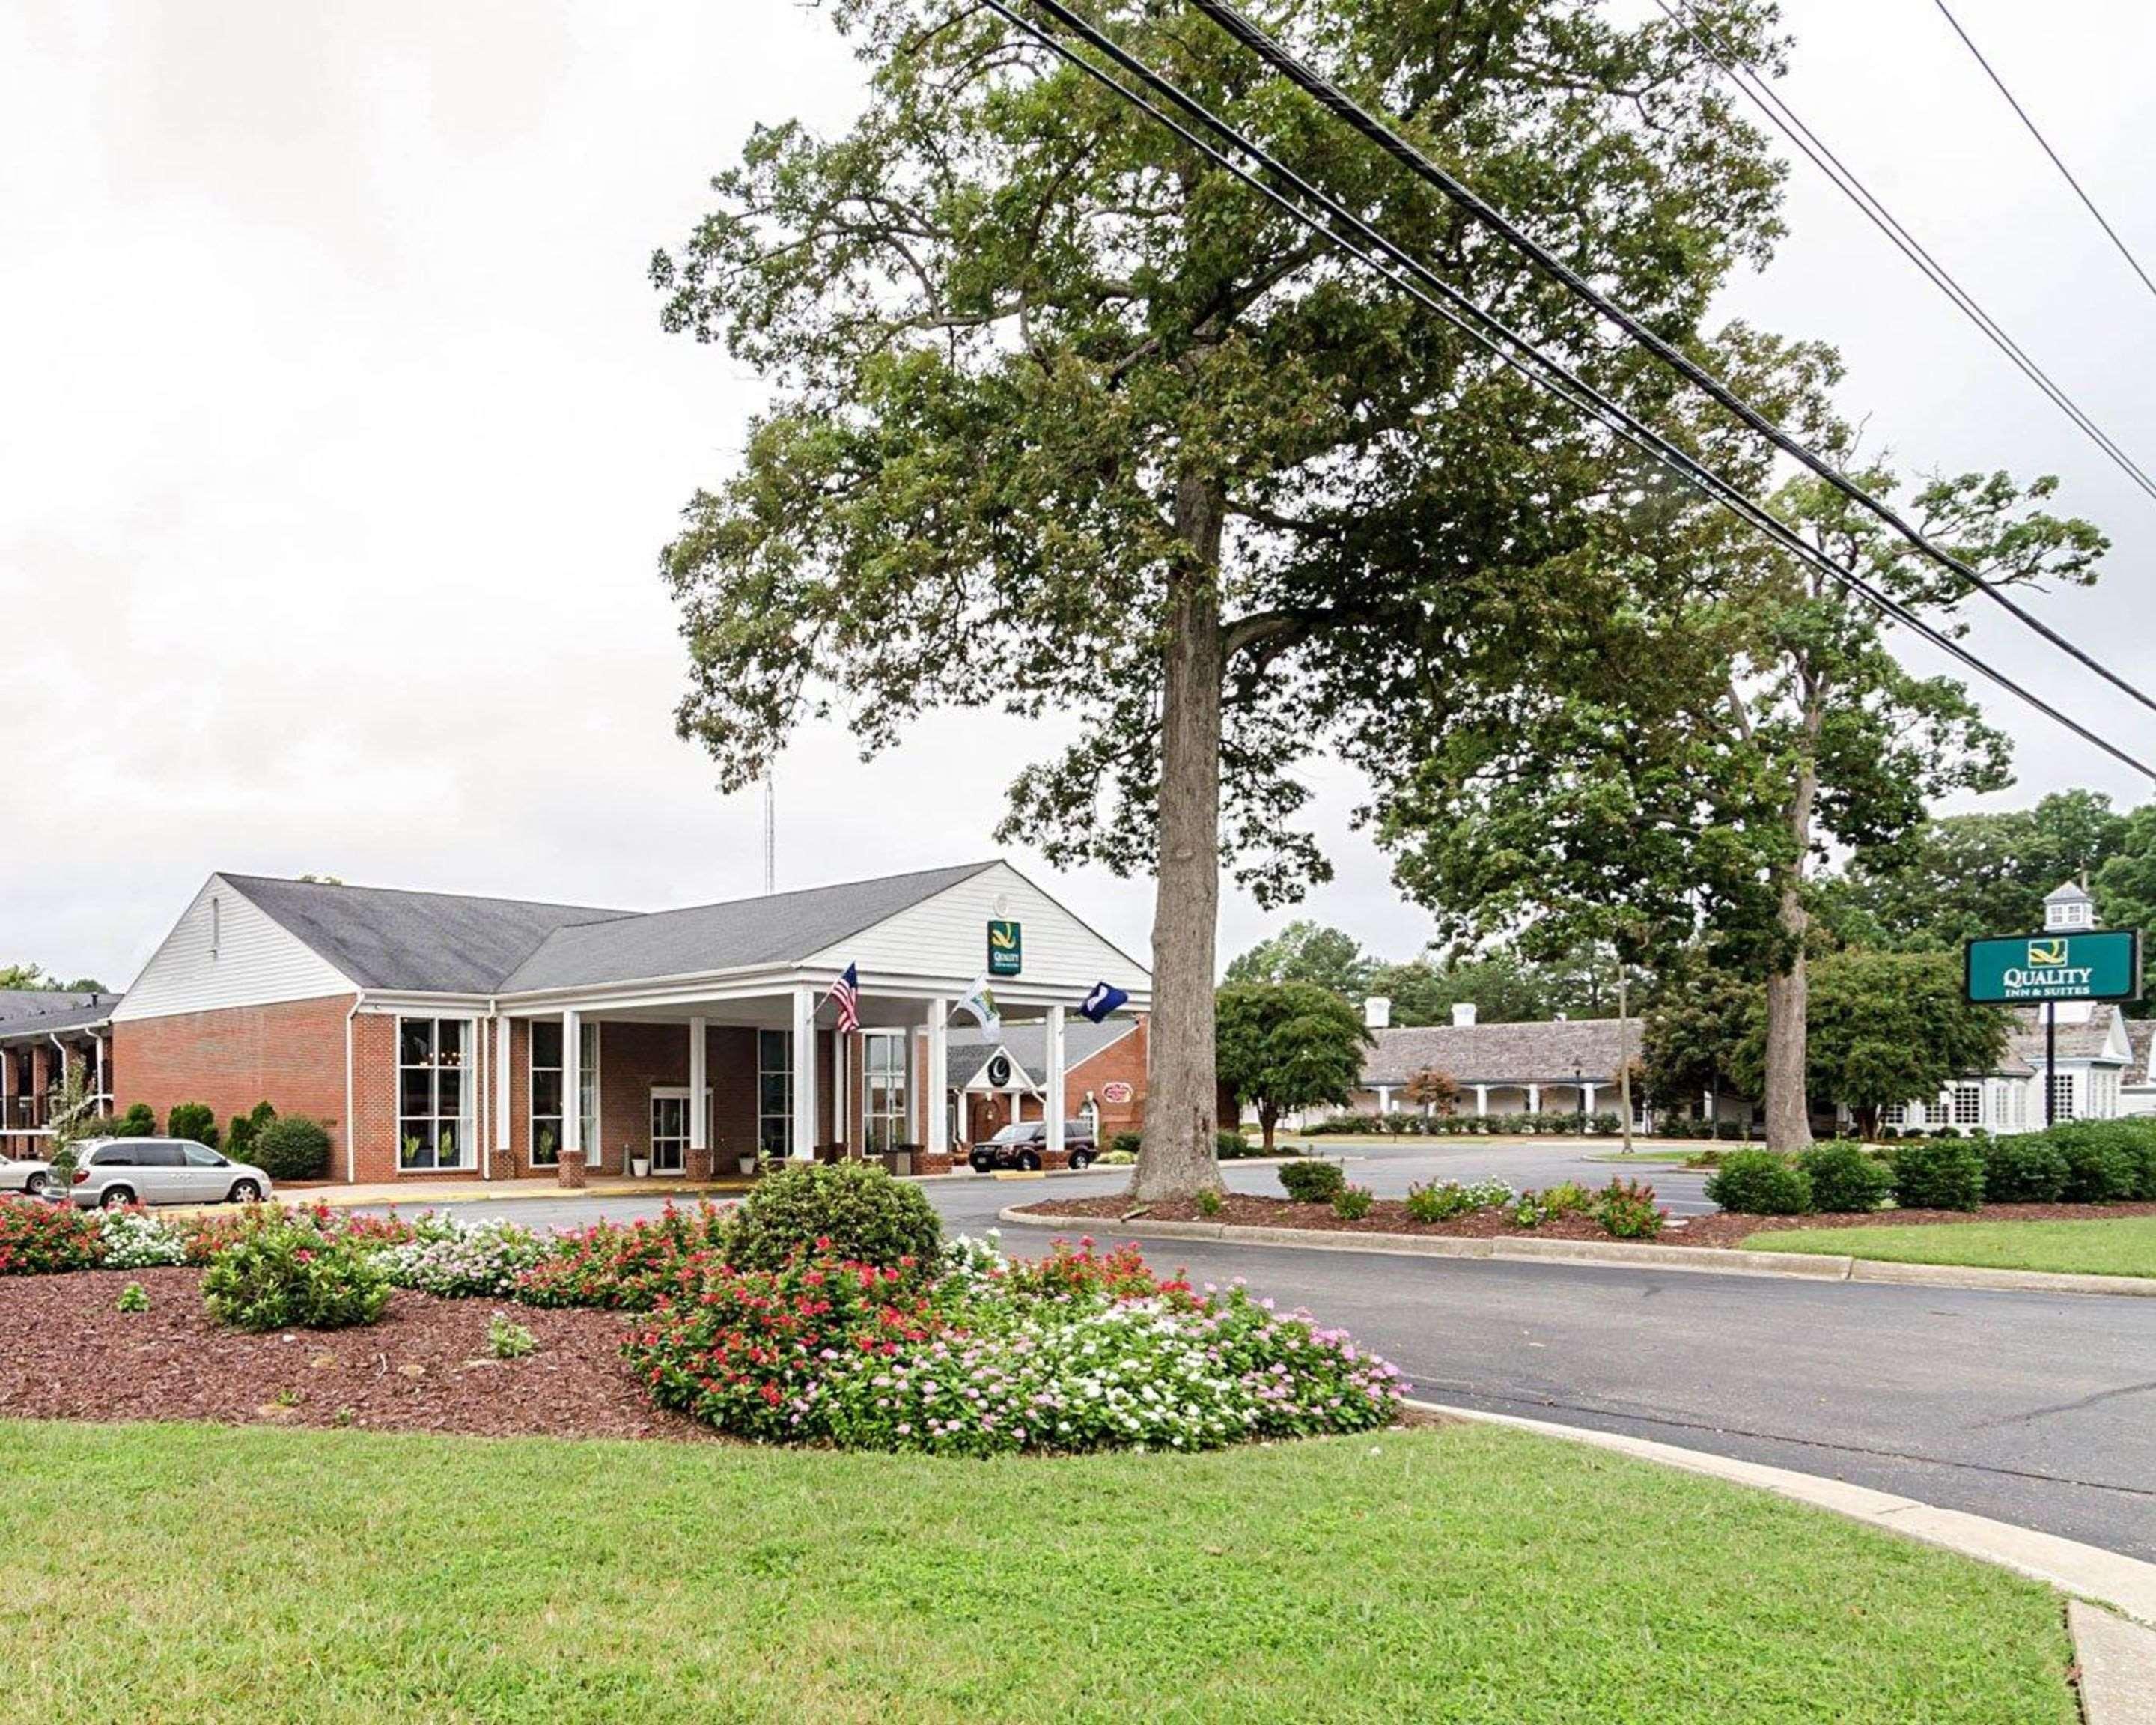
(511, 1204, 732, 1310)
(627, 1235, 1402, 1455)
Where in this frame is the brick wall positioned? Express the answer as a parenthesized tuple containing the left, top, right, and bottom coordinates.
(1008, 1019, 1149, 1137)
(115, 994, 357, 1170)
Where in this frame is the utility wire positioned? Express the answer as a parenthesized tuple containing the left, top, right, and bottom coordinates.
(1174, 0, 2156, 722)
(1931, 0, 2156, 309)
(966, 0, 2156, 780)
(1653, 0, 2156, 507)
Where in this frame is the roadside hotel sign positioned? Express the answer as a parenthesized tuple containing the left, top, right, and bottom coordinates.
(987, 919, 1023, 978)
(1964, 930, 2142, 1005)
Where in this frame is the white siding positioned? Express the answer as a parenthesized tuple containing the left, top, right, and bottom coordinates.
(113, 875, 354, 1021)
(812, 862, 1149, 997)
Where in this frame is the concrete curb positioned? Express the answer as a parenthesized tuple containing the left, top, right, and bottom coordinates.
(2069, 1600, 2156, 1724)
(996, 1205, 2156, 1298)
(1405, 1399, 2156, 1634)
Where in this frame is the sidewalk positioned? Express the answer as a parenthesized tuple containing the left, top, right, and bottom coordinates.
(282, 1176, 755, 1209)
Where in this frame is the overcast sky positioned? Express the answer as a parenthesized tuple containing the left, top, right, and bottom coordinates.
(4, 0, 2152, 992)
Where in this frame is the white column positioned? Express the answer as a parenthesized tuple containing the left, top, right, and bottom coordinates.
(1045, 1004, 1067, 1162)
(1377, 1086, 1393, 1115)
(791, 985, 818, 1160)
(94, 1036, 106, 1105)
(561, 1011, 583, 1156)
(688, 1016, 709, 1151)
(1582, 1083, 1597, 1116)
(494, 1016, 511, 1154)
(926, 1000, 949, 1162)
(1526, 1084, 1541, 1114)
(835, 1030, 850, 1153)
(1474, 1086, 1488, 1117)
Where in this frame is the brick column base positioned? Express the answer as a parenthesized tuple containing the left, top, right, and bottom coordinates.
(686, 1145, 715, 1183)
(557, 1149, 588, 1190)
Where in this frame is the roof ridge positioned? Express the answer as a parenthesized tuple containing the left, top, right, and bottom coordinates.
(606, 859, 1003, 925)
(219, 872, 639, 920)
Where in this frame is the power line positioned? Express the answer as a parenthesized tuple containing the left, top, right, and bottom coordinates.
(1931, 0, 2156, 309)
(966, 0, 2156, 781)
(1175, 0, 2156, 722)
(1651, 0, 2156, 508)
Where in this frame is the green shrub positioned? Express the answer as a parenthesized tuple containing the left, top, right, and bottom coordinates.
(1108, 1131, 1142, 1157)
(115, 1103, 156, 1137)
(116, 1281, 150, 1314)
(1593, 1179, 1666, 1240)
(250, 1116, 333, 1181)
(722, 1160, 942, 1272)
(1278, 1160, 1347, 1205)
(225, 1101, 278, 1160)
(1195, 1188, 1223, 1219)
(1796, 1143, 1892, 1214)
(1890, 1139, 1985, 1212)
(2057, 1137, 2138, 1205)
(1702, 1150, 1812, 1216)
(201, 1222, 391, 1331)
(1215, 1130, 1257, 1160)
(1541, 1181, 1592, 1217)
(487, 1315, 537, 1360)
(1402, 1178, 1514, 1223)
(1331, 1185, 1373, 1220)
(166, 1103, 219, 1149)
(1979, 1135, 2069, 1205)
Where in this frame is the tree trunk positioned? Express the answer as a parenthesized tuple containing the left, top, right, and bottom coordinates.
(1135, 472, 1227, 1201)
(1762, 752, 1820, 1154)
(1258, 1104, 1277, 1154)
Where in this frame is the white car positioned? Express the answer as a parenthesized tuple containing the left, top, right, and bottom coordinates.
(66, 1138, 273, 1208)
(0, 1151, 60, 1199)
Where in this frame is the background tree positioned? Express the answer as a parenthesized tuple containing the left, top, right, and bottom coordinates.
(1642, 952, 1758, 1122)
(651, 0, 1788, 1198)
(1401, 1067, 1460, 1115)
(1366, 953, 1550, 1026)
(0, 964, 104, 993)
(1224, 921, 1370, 999)
(2092, 804, 2156, 1012)
(1215, 982, 1372, 1152)
(1729, 950, 2009, 1137)
(1821, 789, 2125, 951)
(1376, 332, 2104, 1153)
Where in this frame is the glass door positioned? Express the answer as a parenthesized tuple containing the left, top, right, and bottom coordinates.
(649, 1089, 689, 1175)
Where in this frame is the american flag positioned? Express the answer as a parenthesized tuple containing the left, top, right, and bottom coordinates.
(828, 963, 861, 1034)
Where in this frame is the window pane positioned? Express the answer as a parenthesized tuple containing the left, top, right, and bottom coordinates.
(531, 1115, 562, 1166)
(439, 1068, 463, 1119)
(401, 1068, 433, 1119)
(399, 1120, 436, 1169)
(532, 1021, 562, 1068)
(438, 1019, 465, 1065)
(532, 1071, 563, 1119)
(400, 1020, 435, 1066)
(436, 1119, 463, 1169)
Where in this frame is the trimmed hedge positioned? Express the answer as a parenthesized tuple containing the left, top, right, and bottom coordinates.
(1796, 1143, 1892, 1214)
(1977, 1135, 2068, 1204)
(1279, 1160, 1347, 1205)
(722, 1160, 942, 1273)
(1982, 1120, 2156, 1205)
(166, 1103, 219, 1149)
(251, 1116, 333, 1182)
(1702, 1150, 1811, 1216)
(1889, 1140, 1985, 1212)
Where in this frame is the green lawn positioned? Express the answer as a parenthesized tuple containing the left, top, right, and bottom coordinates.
(1746, 1214, 2156, 1278)
(0, 1419, 2072, 1723)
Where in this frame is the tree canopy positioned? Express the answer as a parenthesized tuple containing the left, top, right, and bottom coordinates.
(0, 964, 104, 994)
(1215, 981, 1371, 1151)
(653, 0, 1794, 1196)
(1224, 921, 1369, 998)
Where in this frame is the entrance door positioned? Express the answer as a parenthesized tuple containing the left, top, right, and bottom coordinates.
(649, 1089, 689, 1175)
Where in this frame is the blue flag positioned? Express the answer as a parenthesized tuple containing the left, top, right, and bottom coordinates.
(1078, 980, 1130, 1023)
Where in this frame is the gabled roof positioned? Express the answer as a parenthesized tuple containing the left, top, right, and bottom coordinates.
(222, 875, 637, 994)
(0, 991, 120, 1038)
(498, 862, 1001, 994)
(1361, 1018, 1640, 1089)
(947, 1018, 1136, 1090)
(2006, 1003, 2128, 1068)
(2126, 1019, 2156, 1086)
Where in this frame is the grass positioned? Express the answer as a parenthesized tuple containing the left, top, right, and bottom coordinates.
(0, 1419, 2073, 1723)
(1747, 1214, 2156, 1278)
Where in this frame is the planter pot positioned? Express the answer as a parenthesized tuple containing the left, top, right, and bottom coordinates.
(737, 1156, 758, 1177)
(630, 1157, 651, 1180)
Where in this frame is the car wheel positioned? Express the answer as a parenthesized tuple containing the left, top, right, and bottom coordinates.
(22, 1172, 46, 1196)
(1067, 1149, 1093, 1171)
(228, 1179, 262, 1205)
(1017, 1150, 1041, 1172)
(99, 1185, 136, 1210)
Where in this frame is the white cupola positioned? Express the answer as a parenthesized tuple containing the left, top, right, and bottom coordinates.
(2044, 881, 2095, 933)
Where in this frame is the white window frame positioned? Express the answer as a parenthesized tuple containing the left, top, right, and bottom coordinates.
(757, 1029, 793, 1159)
(649, 1086, 690, 1176)
(530, 1020, 564, 1166)
(578, 1020, 600, 1157)
(1922, 1097, 1949, 1128)
(863, 1029, 908, 1153)
(1952, 1083, 1982, 1127)
(397, 1015, 475, 1172)
(2048, 1071, 2077, 1122)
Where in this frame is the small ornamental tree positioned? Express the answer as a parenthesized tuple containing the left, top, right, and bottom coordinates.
(1402, 1068, 1460, 1115)
(1216, 982, 1373, 1156)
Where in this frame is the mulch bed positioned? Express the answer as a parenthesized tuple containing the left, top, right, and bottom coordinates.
(0, 1268, 710, 1442)
(1015, 1191, 2156, 1250)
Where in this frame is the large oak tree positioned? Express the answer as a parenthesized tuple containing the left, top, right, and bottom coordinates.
(651, 0, 1788, 1196)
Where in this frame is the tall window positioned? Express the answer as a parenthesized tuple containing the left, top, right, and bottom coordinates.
(1952, 1084, 1982, 1127)
(757, 1030, 793, 1158)
(864, 1031, 909, 1152)
(398, 1017, 471, 1171)
(578, 1020, 600, 1154)
(531, 1021, 563, 1166)
(1922, 1098, 1949, 1128)
(2049, 1071, 2076, 1121)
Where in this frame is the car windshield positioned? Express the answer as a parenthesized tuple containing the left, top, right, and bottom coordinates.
(988, 1125, 1028, 1144)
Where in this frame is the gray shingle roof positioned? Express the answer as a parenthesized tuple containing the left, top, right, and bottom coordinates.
(1361, 1019, 1641, 1089)
(0, 991, 120, 1038)
(947, 1019, 1136, 1090)
(498, 862, 1000, 994)
(223, 875, 638, 994)
(2005, 1003, 2125, 1067)
(2127, 1018, 2156, 1084)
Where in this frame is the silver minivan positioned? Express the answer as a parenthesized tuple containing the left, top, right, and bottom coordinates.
(67, 1138, 274, 1208)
